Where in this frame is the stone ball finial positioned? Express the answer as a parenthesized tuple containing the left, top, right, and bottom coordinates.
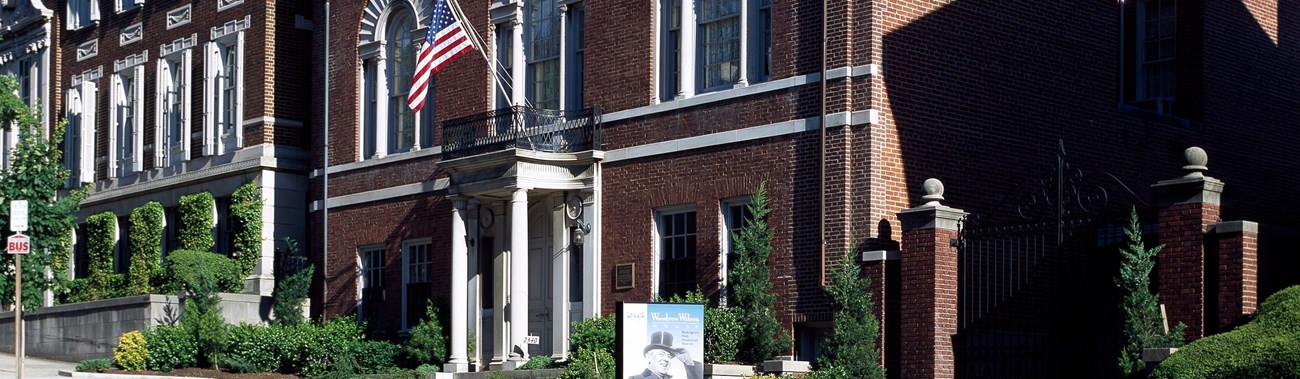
(922, 178, 945, 206)
(1182, 146, 1208, 178)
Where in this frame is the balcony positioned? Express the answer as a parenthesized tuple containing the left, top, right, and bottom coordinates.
(440, 106, 602, 160)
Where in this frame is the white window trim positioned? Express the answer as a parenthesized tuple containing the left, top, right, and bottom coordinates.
(66, 0, 101, 30)
(203, 32, 244, 156)
(401, 238, 433, 331)
(156, 49, 193, 168)
(77, 78, 98, 183)
(359, 4, 436, 160)
(656, 0, 770, 102)
(357, 245, 386, 321)
(652, 204, 696, 300)
(108, 64, 145, 177)
(496, 0, 584, 110)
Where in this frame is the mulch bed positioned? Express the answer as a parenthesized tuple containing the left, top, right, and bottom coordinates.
(101, 368, 299, 379)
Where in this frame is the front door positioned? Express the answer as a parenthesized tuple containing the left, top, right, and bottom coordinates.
(527, 202, 553, 357)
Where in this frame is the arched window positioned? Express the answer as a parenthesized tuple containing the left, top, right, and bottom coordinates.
(359, 0, 435, 161)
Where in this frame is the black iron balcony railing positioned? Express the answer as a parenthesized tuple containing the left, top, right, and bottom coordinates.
(440, 106, 602, 160)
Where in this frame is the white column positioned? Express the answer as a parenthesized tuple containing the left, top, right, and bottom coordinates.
(466, 200, 481, 367)
(446, 198, 470, 373)
(551, 194, 570, 359)
(511, 17, 526, 106)
(736, 0, 749, 87)
(508, 188, 529, 362)
(557, 4, 568, 110)
(581, 188, 598, 318)
(677, 0, 696, 99)
(373, 53, 389, 158)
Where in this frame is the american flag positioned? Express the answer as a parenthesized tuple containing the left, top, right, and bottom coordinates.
(407, 0, 473, 113)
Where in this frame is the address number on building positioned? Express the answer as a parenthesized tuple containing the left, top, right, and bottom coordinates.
(523, 336, 540, 345)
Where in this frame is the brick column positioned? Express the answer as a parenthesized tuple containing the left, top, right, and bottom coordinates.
(1210, 220, 1258, 332)
(1152, 147, 1223, 341)
(897, 179, 963, 379)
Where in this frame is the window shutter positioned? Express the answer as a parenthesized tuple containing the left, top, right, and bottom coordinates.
(203, 42, 217, 156)
(64, 88, 82, 181)
(181, 49, 192, 160)
(107, 75, 119, 176)
(66, 1, 76, 30)
(80, 80, 97, 183)
(132, 65, 144, 172)
(89, 0, 100, 24)
(155, 59, 167, 167)
(233, 31, 245, 149)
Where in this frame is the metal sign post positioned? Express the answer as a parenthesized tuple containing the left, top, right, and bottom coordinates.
(10, 200, 28, 379)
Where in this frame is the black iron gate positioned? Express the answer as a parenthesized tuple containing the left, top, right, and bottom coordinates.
(954, 142, 1149, 379)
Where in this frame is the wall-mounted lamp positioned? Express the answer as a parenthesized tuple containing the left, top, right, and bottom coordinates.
(571, 220, 590, 248)
(465, 236, 476, 248)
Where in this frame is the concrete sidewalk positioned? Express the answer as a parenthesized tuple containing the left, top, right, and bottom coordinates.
(0, 352, 77, 379)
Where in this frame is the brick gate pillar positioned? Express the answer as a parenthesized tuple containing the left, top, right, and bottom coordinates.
(1209, 220, 1258, 332)
(1152, 147, 1223, 341)
(897, 178, 964, 379)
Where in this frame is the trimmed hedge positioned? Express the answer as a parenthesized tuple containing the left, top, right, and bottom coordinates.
(162, 250, 244, 294)
(128, 202, 164, 295)
(230, 182, 263, 281)
(84, 212, 117, 301)
(144, 324, 197, 372)
(178, 192, 215, 253)
(1152, 285, 1300, 378)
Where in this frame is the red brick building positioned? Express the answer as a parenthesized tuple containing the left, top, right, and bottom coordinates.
(309, 0, 1300, 376)
(55, 0, 314, 294)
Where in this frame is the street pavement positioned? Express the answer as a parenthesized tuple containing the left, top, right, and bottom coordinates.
(0, 352, 77, 379)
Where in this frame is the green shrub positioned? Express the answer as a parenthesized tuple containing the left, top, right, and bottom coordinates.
(570, 314, 616, 352)
(127, 202, 164, 295)
(728, 184, 791, 362)
(85, 211, 116, 301)
(800, 368, 848, 379)
(559, 347, 615, 379)
(180, 263, 227, 368)
(178, 192, 215, 252)
(273, 238, 313, 326)
(518, 355, 554, 370)
(162, 249, 243, 294)
(144, 324, 197, 371)
(1152, 285, 1300, 378)
(664, 289, 742, 363)
(230, 182, 263, 280)
(817, 251, 884, 379)
(223, 323, 286, 373)
(1116, 208, 1184, 375)
(302, 316, 368, 377)
(113, 330, 149, 371)
(76, 358, 113, 373)
(403, 302, 448, 366)
(415, 363, 440, 375)
(355, 340, 402, 372)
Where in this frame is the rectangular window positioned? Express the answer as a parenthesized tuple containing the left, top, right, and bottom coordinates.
(756, 0, 771, 79)
(162, 206, 179, 259)
(403, 241, 432, 329)
(118, 0, 140, 13)
(359, 246, 386, 323)
(206, 35, 244, 156)
(64, 87, 84, 187)
(68, 81, 98, 184)
(565, 3, 586, 111)
(67, 0, 100, 30)
(1137, 0, 1176, 114)
(527, 0, 561, 110)
(111, 66, 144, 176)
(214, 196, 234, 257)
(158, 52, 191, 167)
(659, 0, 681, 101)
(116, 216, 132, 274)
(74, 224, 89, 279)
(698, 0, 740, 90)
(720, 198, 751, 304)
(656, 207, 697, 300)
(495, 24, 513, 109)
(18, 59, 31, 106)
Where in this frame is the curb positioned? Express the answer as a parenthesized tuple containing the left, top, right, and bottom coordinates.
(59, 370, 207, 379)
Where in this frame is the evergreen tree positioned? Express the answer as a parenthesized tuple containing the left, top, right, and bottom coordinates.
(818, 250, 884, 379)
(1116, 207, 1185, 375)
(0, 75, 85, 311)
(728, 184, 791, 362)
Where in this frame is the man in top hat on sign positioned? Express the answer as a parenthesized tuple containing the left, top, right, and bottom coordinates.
(628, 331, 702, 379)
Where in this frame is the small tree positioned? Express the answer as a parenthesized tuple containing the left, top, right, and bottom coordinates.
(728, 184, 792, 362)
(182, 260, 227, 369)
(0, 73, 85, 311)
(1116, 207, 1185, 375)
(272, 238, 313, 326)
(404, 301, 448, 366)
(817, 250, 884, 379)
(128, 202, 164, 295)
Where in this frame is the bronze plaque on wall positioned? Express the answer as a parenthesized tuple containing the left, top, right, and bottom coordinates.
(614, 263, 635, 290)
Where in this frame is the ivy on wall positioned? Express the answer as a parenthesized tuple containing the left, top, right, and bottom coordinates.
(179, 192, 215, 253)
(85, 211, 117, 301)
(127, 202, 164, 295)
(230, 182, 263, 281)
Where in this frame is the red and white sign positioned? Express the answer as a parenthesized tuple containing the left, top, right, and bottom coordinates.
(8, 233, 29, 255)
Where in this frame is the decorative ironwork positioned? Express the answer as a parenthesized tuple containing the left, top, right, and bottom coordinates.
(440, 106, 602, 160)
